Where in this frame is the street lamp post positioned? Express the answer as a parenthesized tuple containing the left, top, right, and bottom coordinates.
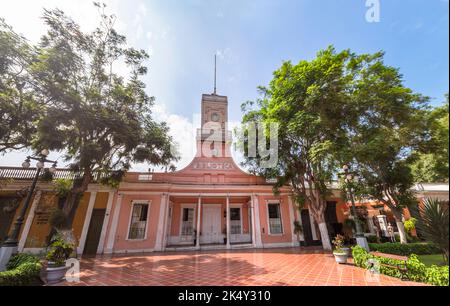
(342, 164, 369, 251)
(0, 149, 57, 271)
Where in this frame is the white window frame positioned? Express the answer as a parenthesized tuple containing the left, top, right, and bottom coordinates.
(230, 204, 243, 235)
(179, 204, 197, 237)
(126, 200, 151, 241)
(266, 201, 284, 235)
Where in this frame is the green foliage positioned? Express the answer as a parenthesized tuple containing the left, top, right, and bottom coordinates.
(0, 19, 42, 154)
(6, 253, 40, 270)
(411, 95, 449, 183)
(0, 253, 42, 286)
(239, 46, 367, 248)
(339, 49, 430, 243)
(416, 198, 449, 262)
(404, 218, 417, 235)
(7, 4, 178, 227)
(46, 234, 74, 267)
(424, 265, 449, 286)
(368, 242, 441, 256)
(366, 235, 379, 243)
(352, 246, 448, 286)
(54, 179, 73, 199)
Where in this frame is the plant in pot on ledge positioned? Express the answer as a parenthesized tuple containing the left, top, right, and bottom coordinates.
(332, 234, 349, 264)
(45, 233, 74, 284)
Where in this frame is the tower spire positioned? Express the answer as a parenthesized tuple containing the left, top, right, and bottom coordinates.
(213, 54, 217, 95)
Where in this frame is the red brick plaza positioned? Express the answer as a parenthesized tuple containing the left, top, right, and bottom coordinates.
(58, 248, 425, 286)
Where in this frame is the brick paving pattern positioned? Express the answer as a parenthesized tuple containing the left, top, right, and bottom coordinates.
(57, 248, 426, 286)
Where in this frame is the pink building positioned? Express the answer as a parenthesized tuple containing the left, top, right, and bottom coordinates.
(100, 92, 307, 254)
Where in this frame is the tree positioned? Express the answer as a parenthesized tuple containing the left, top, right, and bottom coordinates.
(411, 94, 449, 183)
(240, 47, 358, 250)
(346, 50, 430, 244)
(0, 19, 43, 154)
(30, 4, 177, 227)
(416, 198, 449, 263)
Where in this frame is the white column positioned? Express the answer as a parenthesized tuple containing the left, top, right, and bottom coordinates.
(105, 193, 123, 254)
(161, 194, 171, 251)
(96, 190, 115, 254)
(155, 194, 168, 251)
(253, 194, 263, 248)
(77, 191, 97, 255)
(287, 196, 299, 247)
(226, 195, 231, 249)
(196, 196, 201, 249)
(18, 191, 42, 252)
(250, 199, 256, 247)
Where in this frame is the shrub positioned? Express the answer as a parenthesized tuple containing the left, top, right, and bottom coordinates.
(6, 253, 39, 270)
(425, 265, 449, 287)
(366, 235, 378, 243)
(352, 246, 449, 286)
(0, 254, 42, 286)
(404, 218, 417, 234)
(368, 242, 440, 256)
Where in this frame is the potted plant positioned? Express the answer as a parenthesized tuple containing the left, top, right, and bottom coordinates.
(293, 221, 303, 247)
(332, 234, 348, 264)
(45, 233, 74, 284)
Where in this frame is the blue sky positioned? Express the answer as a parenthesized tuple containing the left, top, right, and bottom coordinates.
(0, 0, 448, 170)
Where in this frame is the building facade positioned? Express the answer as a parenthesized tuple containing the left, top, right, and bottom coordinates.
(0, 92, 449, 255)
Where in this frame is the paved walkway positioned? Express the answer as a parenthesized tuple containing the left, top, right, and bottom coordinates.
(58, 248, 425, 286)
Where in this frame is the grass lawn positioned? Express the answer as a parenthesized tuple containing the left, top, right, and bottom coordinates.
(418, 254, 448, 267)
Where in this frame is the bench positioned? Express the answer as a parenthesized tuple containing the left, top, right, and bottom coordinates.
(369, 252, 409, 281)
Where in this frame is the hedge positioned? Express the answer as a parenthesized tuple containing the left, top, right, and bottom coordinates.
(352, 246, 449, 286)
(0, 253, 43, 286)
(368, 242, 441, 256)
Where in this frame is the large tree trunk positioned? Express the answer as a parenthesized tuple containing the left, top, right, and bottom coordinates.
(392, 209, 408, 244)
(311, 210, 332, 251)
(62, 170, 92, 229)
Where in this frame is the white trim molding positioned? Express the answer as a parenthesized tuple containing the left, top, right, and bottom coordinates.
(266, 200, 284, 235)
(155, 194, 168, 251)
(97, 190, 115, 254)
(125, 200, 151, 241)
(77, 191, 97, 255)
(105, 194, 123, 254)
(18, 190, 42, 252)
(252, 194, 263, 248)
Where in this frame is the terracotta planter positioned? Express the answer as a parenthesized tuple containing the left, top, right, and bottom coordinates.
(46, 263, 68, 284)
(333, 252, 348, 264)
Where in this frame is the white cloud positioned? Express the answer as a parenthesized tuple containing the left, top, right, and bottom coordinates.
(150, 104, 197, 171)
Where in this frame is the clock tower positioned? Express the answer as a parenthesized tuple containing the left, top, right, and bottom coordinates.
(197, 93, 231, 158)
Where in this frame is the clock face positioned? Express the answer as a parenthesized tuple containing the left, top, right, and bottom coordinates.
(211, 112, 220, 122)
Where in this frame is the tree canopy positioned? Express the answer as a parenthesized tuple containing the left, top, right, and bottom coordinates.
(240, 46, 432, 247)
(0, 19, 42, 153)
(1, 4, 178, 227)
(411, 95, 449, 183)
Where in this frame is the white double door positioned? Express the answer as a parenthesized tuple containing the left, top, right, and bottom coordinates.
(201, 205, 222, 244)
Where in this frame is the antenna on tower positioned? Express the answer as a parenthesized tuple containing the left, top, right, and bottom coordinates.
(213, 54, 217, 95)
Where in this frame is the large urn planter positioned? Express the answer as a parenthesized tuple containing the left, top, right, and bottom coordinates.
(341, 247, 351, 257)
(45, 231, 75, 285)
(333, 251, 349, 264)
(46, 262, 69, 284)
